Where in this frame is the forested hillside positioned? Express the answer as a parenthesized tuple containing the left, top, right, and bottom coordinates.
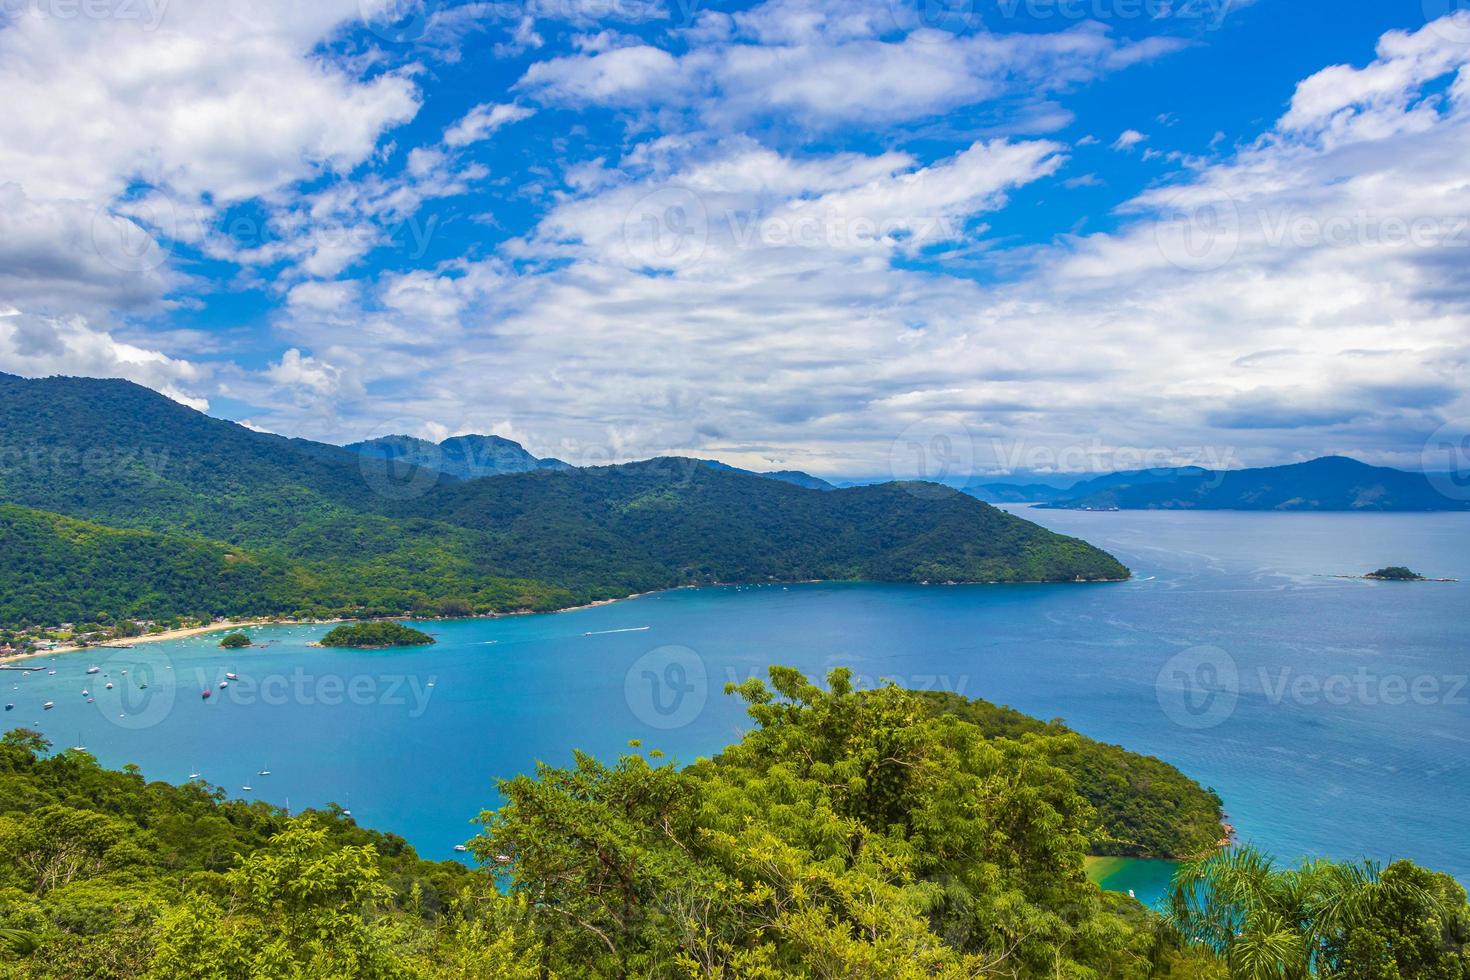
(0, 374, 1127, 629)
(3, 670, 1465, 978)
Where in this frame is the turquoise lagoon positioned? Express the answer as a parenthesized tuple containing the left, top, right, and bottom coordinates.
(9, 508, 1470, 902)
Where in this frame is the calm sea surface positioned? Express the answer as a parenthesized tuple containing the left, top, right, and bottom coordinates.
(9, 508, 1469, 898)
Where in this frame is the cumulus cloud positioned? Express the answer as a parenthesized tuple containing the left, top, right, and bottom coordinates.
(247, 14, 1470, 475)
(0, 310, 208, 410)
(444, 102, 536, 147)
(1112, 129, 1148, 150)
(0, 0, 421, 386)
(516, 12, 1182, 129)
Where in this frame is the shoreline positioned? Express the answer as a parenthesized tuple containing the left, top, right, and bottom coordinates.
(0, 576, 1132, 667)
(0, 617, 345, 666)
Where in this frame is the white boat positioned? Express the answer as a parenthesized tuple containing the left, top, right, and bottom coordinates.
(242, 785, 253, 792)
(225, 672, 239, 681)
(105, 682, 113, 690)
(86, 666, 101, 675)
(218, 681, 229, 689)
(453, 844, 469, 853)
(82, 689, 89, 697)
(188, 772, 201, 779)
(258, 769, 271, 776)
(43, 701, 54, 710)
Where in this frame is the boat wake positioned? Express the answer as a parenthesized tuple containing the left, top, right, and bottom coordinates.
(583, 626, 652, 636)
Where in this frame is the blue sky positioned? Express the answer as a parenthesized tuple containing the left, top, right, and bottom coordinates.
(1, 0, 1468, 480)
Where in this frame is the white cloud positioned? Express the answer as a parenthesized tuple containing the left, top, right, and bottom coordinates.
(444, 102, 536, 147)
(516, 14, 1182, 129)
(0, 3, 419, 206)
(1112, 128, 1147, 150)
(0, 309, 208, 410)
(247, 14, 1470, 474)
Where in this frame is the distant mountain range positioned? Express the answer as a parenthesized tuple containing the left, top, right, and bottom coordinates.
(964, 457, 1467, 511)
(347, 433, 836, 490)
(0, 374, 1126, 628)
(347, 433, 572, 479)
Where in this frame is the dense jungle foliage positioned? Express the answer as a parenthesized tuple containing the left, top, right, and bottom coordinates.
(2, 669, 1466, 979)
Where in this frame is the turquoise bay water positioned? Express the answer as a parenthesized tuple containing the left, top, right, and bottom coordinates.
(8, 509, 1469, 897)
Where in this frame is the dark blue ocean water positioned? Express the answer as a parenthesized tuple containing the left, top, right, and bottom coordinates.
(9, 509, 1469, 885)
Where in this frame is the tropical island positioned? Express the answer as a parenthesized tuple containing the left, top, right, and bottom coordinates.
(318, 622, 435, 649)
(1365, 566, 1426, 581)
(218, 632, 252, 649)
(1, 668, 1466, 978)
(1332, 566, 1457, 583)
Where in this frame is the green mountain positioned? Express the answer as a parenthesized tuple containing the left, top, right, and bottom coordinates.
(347, 433, 572, 480)
(1043, 456, 1466, 511)
(0, 374, 1127, 628)
(696, 457, 837, 490)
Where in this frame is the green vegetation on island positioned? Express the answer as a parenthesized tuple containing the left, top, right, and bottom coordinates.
(318, 621, 435, 648)
(218, 632, 252, 649)
(2, 670, 1467, 977)
(917, 691, 1227, 858)
(0, 374, 1128, 630)
(1365, 566, 1425, 581)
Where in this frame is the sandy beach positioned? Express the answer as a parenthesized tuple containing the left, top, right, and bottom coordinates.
(0, 618, 292, 666)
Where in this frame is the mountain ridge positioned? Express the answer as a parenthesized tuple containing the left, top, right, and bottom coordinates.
(1038, 455, 1466, 511)
(0, 373, 1127, 628)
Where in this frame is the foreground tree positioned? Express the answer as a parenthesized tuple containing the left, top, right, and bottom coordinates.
(1168, 844, 1470, 978)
